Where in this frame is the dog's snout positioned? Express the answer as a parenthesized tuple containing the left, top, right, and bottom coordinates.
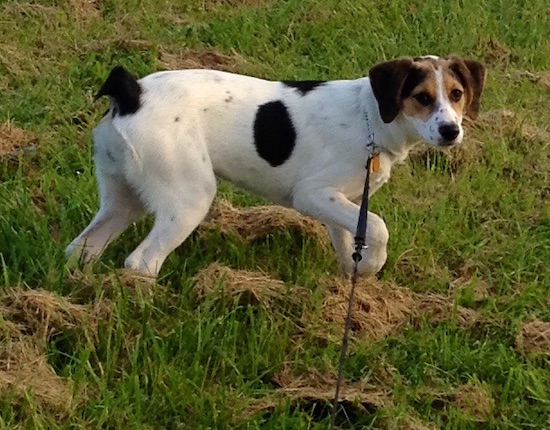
(438, 123, 460, 142)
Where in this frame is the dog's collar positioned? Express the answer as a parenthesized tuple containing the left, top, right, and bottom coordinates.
(364, 111, 378, 152)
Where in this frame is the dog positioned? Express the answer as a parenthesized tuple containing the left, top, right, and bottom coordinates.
(66, 55, 486, 278)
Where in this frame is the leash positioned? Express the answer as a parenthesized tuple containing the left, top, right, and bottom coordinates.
(330, 115, 378, 429)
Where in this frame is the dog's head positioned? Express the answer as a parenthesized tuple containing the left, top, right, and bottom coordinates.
(369, 56, 486, 147)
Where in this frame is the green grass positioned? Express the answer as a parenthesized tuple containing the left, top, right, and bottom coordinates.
(1, 0, 550, 428)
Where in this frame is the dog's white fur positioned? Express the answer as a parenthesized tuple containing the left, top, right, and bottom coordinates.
(66, 56, 485, 277)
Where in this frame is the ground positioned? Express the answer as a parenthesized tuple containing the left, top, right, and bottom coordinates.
(0, 0, 549, 428)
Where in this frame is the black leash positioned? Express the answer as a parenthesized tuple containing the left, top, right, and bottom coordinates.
(330, 150, 376, 429)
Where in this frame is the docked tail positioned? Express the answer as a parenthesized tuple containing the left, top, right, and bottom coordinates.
(95, 66, 142, 116)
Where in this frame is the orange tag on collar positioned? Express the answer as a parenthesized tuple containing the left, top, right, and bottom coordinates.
(370, 154, 381, 173)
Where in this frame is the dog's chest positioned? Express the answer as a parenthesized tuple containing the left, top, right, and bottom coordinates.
(338, 151, 394, 200)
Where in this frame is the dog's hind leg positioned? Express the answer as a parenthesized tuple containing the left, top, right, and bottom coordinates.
(66, 169, 145, 265)
(123, 163, 217, 277)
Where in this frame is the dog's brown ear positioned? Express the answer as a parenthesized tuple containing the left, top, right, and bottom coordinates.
(369, 58, 415, 123)
(448, 57, 486, 120)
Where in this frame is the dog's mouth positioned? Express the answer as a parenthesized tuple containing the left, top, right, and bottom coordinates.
(437, 138, 460, 147)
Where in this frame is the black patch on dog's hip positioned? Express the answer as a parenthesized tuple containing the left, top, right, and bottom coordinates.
(253, 101, 296, 167)
(282, 80, 325, 96)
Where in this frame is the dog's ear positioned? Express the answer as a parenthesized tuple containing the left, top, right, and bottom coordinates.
(447, 57, 486, 120)
(369, 58, 415, 123)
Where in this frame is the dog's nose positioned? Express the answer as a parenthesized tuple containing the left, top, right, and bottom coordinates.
(438, 123, 460, 142)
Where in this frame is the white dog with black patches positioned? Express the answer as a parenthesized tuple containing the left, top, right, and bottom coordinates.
(66, 56, 485, 278)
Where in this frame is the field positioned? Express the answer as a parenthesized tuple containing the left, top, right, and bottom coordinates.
(1, 0, 550, 428)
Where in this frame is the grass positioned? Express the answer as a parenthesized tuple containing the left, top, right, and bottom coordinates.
(1, 0, 550, 428)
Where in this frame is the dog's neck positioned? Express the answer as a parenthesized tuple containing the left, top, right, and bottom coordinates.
(361, 81, 421, 162)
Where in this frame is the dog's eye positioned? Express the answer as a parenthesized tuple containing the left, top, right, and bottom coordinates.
(450, 89, 463, 102)
(414, 92, 433, 107)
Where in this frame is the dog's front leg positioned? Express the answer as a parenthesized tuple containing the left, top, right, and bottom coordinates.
(293, 188, 388, 276)
(326, 222, 387, 276)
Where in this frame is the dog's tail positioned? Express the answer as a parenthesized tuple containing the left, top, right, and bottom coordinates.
(95, 66, 142, 117)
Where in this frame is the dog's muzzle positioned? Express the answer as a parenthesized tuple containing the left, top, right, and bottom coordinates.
(438, 123, 461, 146)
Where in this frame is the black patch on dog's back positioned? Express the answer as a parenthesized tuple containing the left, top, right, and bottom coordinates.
(95, 66, 142, 116)
(282, 80, 326, 96)
(253, 101, 296, 167)
(401, 68, 428, 98)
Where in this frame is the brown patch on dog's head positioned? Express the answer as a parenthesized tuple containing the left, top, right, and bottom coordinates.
(369, 56, 486, 123)
(400, 59, 439, 122)
(369, 57, 416, 123)
(446, 57, 486, 119)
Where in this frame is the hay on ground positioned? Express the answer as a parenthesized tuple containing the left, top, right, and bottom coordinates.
(538, 71, 550, 88)
(478, 37, 512, 66)
(199, 0, 269, 10)
(159, 48, 246, 72)
(0, 339, 75, 415)
(238, 364, 392, 422)
(69, 0, 101, 22)
(453, 382, 493, 422)
(411, 293, 479, 328)
(0, 287, 108, 415)
(193, 263, 481, 343)
(0, 121, 38, 158)
(449, 272, 491, 303)
(65, 269, 156, 299)
(314, 276, 416, 342)
(382, 412, 438, 430)
(0, 289, 91, 339)
(312, 275, 479, 343)
(272, 364, 391, 408)
(193, 263, 309, 307)
(515, 318, 550, 354)
(199, 199, 329, 247)
(83, 38, 154, 53)
(467, 108, 549, 143)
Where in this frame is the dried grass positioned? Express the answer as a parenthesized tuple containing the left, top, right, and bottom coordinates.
(2, 3, 59, 21)
(313, 276, 478, 342)
(200, 0, 269, 10)
(411, 293, 479, 328)
(0, 340, 75, 415)
(383, 412, 438, 430)
(515, 318, 550, 354)
(467, 108, 549, 143)
(0, 121, 38, 159)
(0, 288, 104, 416)
(314, 276, 415, 342)
(83, 38, 154, 53)
(273, 364, 391, 408)
(538, 71, 550, 88)
(193, 263, 309, 307)
(159, 48, 246, 72)
(239, 363, 392, 422)
(418, 382, 493, 423)
(449, 276, 491, 303)
(193, 264, 479, 341)
(69, 0, 101, 22)
(478, 37, 512, 66)
(65, 269, 157, 299)
(453, 382, 493, 422)
(0, 289, 92, 339)
(199, 199, 329, 247)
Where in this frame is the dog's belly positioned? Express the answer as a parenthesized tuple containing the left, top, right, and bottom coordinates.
(212, 155, 297, 206)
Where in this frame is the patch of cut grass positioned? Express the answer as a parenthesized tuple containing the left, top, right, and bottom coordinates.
(1, 0, 550, 428)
